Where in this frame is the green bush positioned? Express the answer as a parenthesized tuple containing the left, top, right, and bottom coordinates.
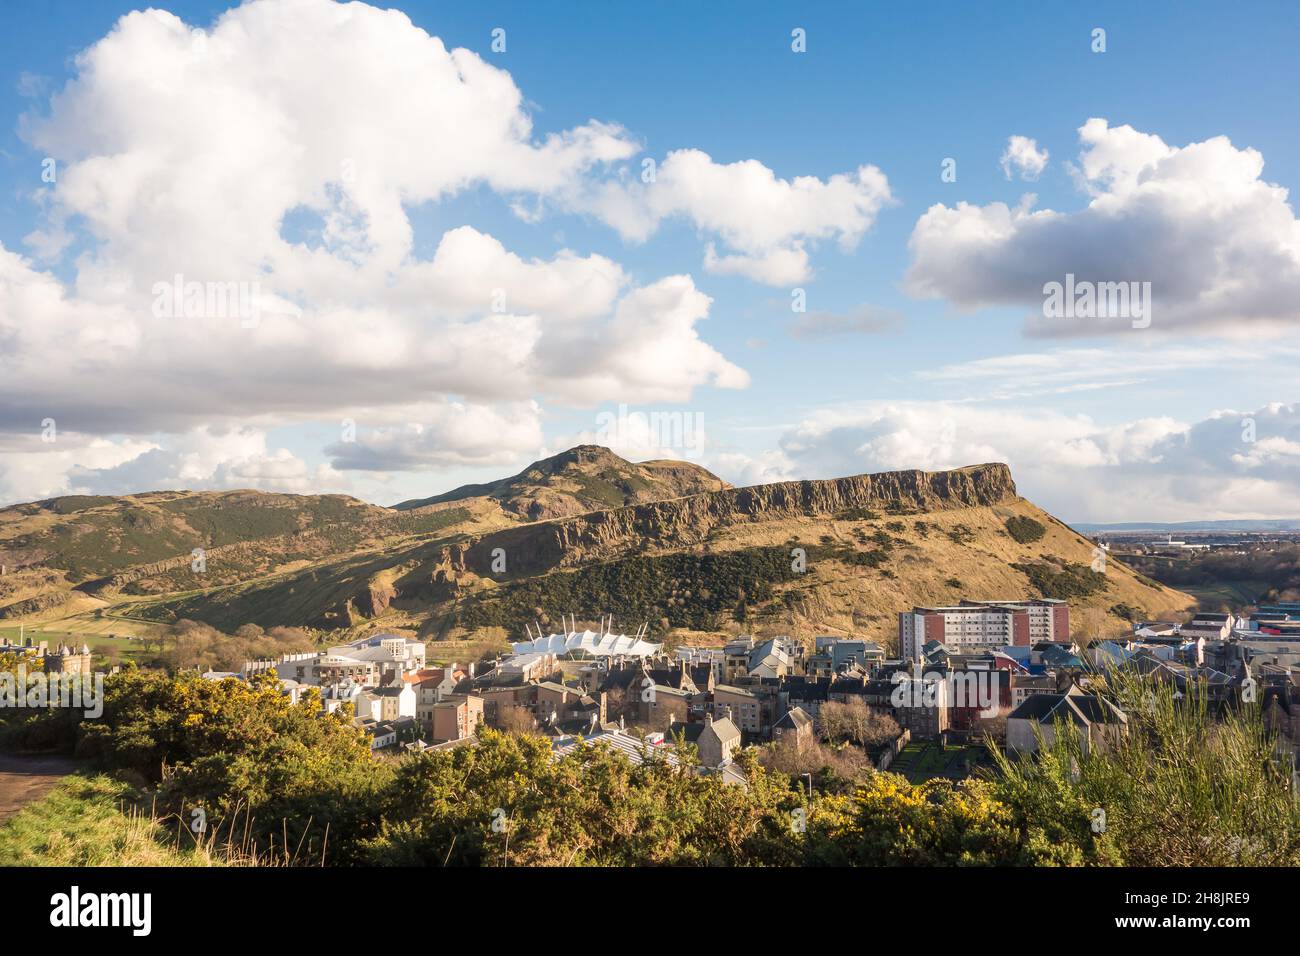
(1004, 516, 1046, 544)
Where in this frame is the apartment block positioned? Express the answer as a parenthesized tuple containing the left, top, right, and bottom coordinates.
(898, 600, 1069, 660)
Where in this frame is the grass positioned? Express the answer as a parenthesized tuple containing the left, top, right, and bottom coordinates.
(0, 626, 153, 664)
(1180, 579, 1271, 609)
(890, 741, 991, 783)
(993, 671, 1300, 866)
(0, 775, 220, 866)
(0, 773, 322, 867)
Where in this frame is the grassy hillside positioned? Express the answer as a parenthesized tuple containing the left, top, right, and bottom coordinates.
(108, 463, 1195, 647)
(0, 447, 737, 633)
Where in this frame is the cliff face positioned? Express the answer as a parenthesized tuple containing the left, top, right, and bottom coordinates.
(434, 463, 1017, 579)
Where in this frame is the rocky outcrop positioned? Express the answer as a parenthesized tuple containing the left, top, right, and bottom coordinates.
(0, 589, 73, 619)
(352, 576, 397, 617)
(429, 462, 1017, 579)
(392, 444, 730, 518)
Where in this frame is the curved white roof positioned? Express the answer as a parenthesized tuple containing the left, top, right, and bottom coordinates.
(511, 629, 661, 658)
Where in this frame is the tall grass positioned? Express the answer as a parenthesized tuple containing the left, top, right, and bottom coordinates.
(992, 670, 1300, 866)
(0, 774, 324, 867)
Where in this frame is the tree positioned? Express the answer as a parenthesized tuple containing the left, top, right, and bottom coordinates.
(497, 703, 539, 736)
(819, 699, 900, 749)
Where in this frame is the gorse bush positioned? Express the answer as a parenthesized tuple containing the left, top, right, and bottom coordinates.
(1012, 558, 1107, 599)
(6, 666, 1296, 866)
(1004, 516, 1046, 544)
(460, 547, 799, 633)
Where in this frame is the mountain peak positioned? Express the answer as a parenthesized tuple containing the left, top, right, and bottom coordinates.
(392, 445, 730, 519)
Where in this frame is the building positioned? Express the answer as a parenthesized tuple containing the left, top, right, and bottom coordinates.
(551, 728, 678, 766)
(898, 600, 1069, 660)
(1179, 613, 1236, 643)
(1010, 672, 1059, 709)
(772, 706, 814, 750)
(722, 637, 805, 683)
(43, 642, 93, 676)
(875, 674, 951, 739)
(510, 627, 661, 659)
(1006, 688, 1127, 756)
(712, 684, 772, 736)
(809, 637, 884, 678)
(669, 713, 742, 768)
(311, 634, 427, 687)
(429, 693, 484, 743)
(496, 652, 557, 683)
(639, 683, 692, 728)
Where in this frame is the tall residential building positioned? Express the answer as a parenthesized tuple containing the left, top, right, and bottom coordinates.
(898, 600, 1070, 660)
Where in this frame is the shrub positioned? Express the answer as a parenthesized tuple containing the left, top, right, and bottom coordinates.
(1004, 516, 1047, 544)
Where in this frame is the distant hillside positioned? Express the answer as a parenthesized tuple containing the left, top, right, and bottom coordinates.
(120, 461, 1195, 647)
(0, 447, 731, 623)
(0, 490, 385, 580)
(393, 445, 730, 519)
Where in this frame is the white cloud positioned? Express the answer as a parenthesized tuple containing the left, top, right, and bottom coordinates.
(0, 426, 337, 501)
(1, 0, 756, 489)
(1000, 135, 1049, 181)
(589, 150, 894, 284)
(915, 341, 1300, 401)
(324, 402, 545, 471)
(0, 433, 157, 503)
(709, 449, 796, 487)
(907, 118, 1300, 336)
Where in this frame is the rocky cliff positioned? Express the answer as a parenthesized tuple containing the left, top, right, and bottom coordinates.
(430, 462, 1018, 580)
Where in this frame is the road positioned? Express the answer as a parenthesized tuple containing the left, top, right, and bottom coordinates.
(0, 754, 80, 824)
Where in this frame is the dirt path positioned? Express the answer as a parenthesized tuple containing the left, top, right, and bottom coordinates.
(0, 754, 80, 824)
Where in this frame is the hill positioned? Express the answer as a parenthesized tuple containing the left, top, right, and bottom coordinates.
(100, 460, 1195, 647)
(0, 448, 729, 626)
(392, 444, 730, 519)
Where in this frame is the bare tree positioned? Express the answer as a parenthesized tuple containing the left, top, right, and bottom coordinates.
(498, 703, 540, 736)
(819, 699, 900, 748)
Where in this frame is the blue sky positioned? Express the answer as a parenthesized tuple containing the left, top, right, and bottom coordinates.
(2, 0, 1299, 521)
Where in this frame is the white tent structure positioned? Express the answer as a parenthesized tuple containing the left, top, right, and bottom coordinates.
(511, 617, 660, 658)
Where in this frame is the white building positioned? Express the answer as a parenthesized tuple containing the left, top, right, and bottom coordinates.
(511, 627, 661, 659)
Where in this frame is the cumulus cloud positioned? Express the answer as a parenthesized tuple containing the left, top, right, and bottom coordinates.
(0, 0, 788, 503)
(589, 150, 894, 284)
(0, 426, 335, 501)
(0, 433, 157, 503)
(709, 449, 797, 487)
(324, 402, 545, 471)
(907, 118, 1300, 336)
(1000, 135, 1049, 181)
(731, 400, 1300, 522)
